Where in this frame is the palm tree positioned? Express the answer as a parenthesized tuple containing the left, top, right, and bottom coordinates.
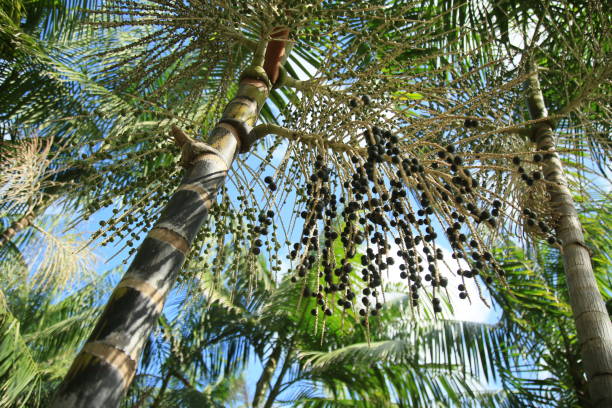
(42, 0, 609, 406)
(50, 23, 284, 406)
(0, 231, 110, 407)
(524, 63, 612, 407)
(485, 200, 612, 407)
(388, 1, 611, 404)
(430, 2, 612, 404)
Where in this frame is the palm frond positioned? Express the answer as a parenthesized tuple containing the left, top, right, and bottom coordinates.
(0, 269, 109, 407)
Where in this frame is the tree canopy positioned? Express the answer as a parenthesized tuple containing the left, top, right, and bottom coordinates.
(1, 0, 610, 407)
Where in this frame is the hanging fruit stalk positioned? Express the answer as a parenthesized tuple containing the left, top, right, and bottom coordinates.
(50, 28, 291, 407)
(526, 65, 612, 408)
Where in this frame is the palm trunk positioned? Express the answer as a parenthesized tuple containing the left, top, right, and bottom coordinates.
(51, 72, 271, 408)
(0, 202, 46, 248)
(262, 342, 294, 408)
(252, 341, 283, 408)
(526, 68, 612, 408)
(51, 24, 293, 406)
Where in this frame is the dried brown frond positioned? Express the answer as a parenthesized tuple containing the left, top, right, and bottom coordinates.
(0, 137, 53, 212)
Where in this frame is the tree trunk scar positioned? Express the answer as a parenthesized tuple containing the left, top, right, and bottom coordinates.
(148, 227, 189, 255)
(116, 278, 166, 314)
(177, 183, 213, 203)
(82, 342, 137, 388)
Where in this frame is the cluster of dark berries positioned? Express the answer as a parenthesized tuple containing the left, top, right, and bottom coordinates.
(511, 155, 562, 246)
(435, 147, 500, 229)
(366, 126, 401, 165)
(512, 155, 544, 186)
(348, 94, 371, 109)
(264, 175, 277, 191)
(464, 118, 478, 128)
(523, 208, 560, 246)
(290, 156, 362, 318)
(280, 100, 512, 323)
(294, 131, 505, 320)
(250, 208, 274, 255)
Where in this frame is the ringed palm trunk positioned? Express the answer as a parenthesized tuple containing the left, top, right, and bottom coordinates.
(527, 67, 612, 407)
(51, 31, 290, 406)
(0, 206, 38, 248)
(252, 341, 283, 408)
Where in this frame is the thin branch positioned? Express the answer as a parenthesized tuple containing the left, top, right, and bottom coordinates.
(280, 74, 324, 91)
(149, 371, 172, 408)
(262, 340, 295, 408)
(170, 368, 194, 389)
(249, 124, 361, 154)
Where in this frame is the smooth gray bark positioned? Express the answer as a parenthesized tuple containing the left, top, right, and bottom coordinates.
(527, 68, 612, 408)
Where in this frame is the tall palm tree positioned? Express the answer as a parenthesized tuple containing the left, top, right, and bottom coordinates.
(51, 23, 282, 406)
(489, 200, 612, 407)
(389, 1, 611, 404)
(524, 63, 612, 407)
(44, 0, 609, 406)
(429, 2, 612, 404)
